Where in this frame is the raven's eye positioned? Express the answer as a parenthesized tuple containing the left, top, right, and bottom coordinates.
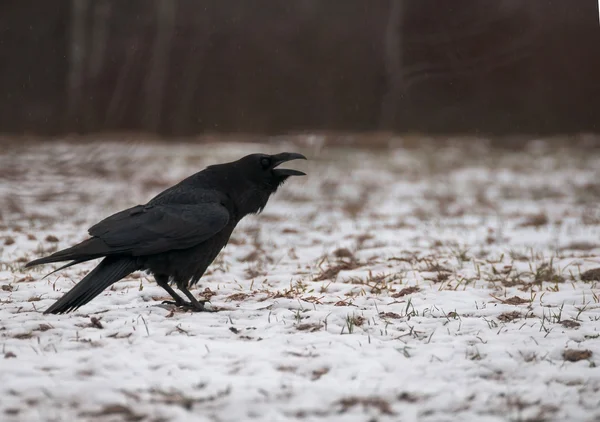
(260, 157, 271, 169)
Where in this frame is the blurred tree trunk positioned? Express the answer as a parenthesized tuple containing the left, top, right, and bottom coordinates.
(106, 39, 138, 128)
(2, 0, 599, 137)
(67, 0, 89, 127)
(379, 0, 405, 130)
(86, 0, 111, 130)
(143, 0, 176, 132)
(173, 11, 210, 134)
(89, 1, 110, 79)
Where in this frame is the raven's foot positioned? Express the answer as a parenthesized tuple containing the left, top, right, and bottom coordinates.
(178, 286, 215, 312)
(161, 299, 213, 312)
(161, 299, 186, 307)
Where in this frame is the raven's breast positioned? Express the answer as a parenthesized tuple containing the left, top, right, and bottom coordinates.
(140, 224, 236, 287)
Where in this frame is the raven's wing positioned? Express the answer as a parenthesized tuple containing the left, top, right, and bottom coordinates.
(88, 202, 230, 256)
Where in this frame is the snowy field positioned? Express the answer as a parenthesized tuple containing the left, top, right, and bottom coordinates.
(1, 139, 599, 422)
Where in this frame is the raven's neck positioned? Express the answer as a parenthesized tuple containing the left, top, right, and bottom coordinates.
(186, 169, 279, 219)
(234, 185, 275, 218)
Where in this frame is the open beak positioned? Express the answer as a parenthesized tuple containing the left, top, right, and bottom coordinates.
(271, 152, 307, 176)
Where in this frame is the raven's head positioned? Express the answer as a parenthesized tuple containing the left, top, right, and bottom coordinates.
(225, 152, 307, 215)
(232, 152, 306, 187)
(256, 152, 306, 183)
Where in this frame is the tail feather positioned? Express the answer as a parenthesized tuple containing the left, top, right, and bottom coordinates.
(44, 257, 139, 314)
(41, 259, 89, 279)
(25, 238, 108, 269)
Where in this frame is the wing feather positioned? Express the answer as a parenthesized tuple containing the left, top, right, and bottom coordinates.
(88, 202, 229, 256)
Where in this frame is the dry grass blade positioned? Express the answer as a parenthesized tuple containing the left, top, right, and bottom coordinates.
(314, 261, 361, 281)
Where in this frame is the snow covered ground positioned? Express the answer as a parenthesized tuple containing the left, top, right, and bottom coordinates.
(1, 139, 599, 422)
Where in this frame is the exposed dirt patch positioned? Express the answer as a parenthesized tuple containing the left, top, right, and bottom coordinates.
(494, 296, 531, 305)
(560, 320, 581, 329)
(519, 212, 549, 228)
(296, 323, 323, 332)
(580, 268, 600, 282)
(379, 312, 402, 319)
(314, 260, 361, 281)
(226, 293, 250, 301)
(498, 311, 522, 322)
(311, 367, 329, 380)
(391, 286, 420, 298)
(80, 404, 145, 421)
(562, 349, 592, 362)
(338, 396, 395, 415)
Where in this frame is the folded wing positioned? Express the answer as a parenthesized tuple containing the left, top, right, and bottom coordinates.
(88, 202, 230, 256)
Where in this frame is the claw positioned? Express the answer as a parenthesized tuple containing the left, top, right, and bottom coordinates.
(161, 300, 185, 306)
(160, 299, 213, 312)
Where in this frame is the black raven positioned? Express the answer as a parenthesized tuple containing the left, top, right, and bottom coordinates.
(25, 152, 306, 314)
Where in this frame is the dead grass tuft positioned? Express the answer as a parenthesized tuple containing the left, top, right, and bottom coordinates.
(314, 261, 361, 281)
(560, 320, 580, 329)
(81, 404, 145, 421)
(431, 272, 450, 284)
(355, 233, 374, 249)
(199, 287, 217, 300)
(397, 392, 421, 402)
(532, 263, 565, 284)
(560, 241, 599, 251)
(338, 396, 394, 415)
(519, 212, 549, 228)
(245, 266, 266, 279)
(379, 312, 402, 319)
(296, 323, 323, 332)
(580, 268, 600, 282)
(562, 349, 592, 362)
(494, 295, 531, 305)
(423, 261, 452, 273)
(240, 250, 262, 262)
(333, 248, 354, 259)
(391, 286, 420, 298)
(226, 293, 250, 301)
(497, 311, 522, 322)
(89, 317, 103, 329)
(12, 332, 34, 340)
(349, 315, 365, 326)
(150, 386, 231, 410)
(311, 367, 329, 380)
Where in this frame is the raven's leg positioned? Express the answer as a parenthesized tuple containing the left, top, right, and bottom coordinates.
(155, 274, 189, 306)
(178, 285, 209, 312)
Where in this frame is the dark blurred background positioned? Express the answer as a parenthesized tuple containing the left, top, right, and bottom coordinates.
(1, 0, 599, 138)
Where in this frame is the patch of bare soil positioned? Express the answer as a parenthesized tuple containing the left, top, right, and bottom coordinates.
(391, 286, 421, 298)
(337, 396, 395, 415)
(314, 260, 361, 281)
(580, 268, 600, 282)
(497, 311, 522, 322)
(562, 349, 592, 362)
(493, 295, 531, 305)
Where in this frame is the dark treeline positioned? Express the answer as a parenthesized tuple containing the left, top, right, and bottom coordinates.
(1, 0, 599, 137)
